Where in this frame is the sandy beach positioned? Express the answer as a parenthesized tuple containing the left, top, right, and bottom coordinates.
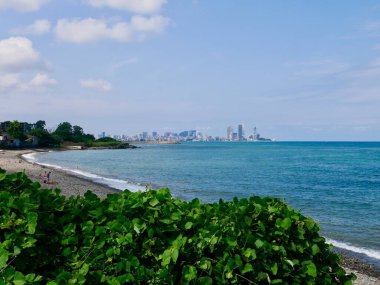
(0, 149, 379, 284)
(0, 149, 119, 198)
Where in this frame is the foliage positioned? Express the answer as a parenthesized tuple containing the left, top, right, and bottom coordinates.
(34, 121, 46, 131)
(7, 121, 26, 142)
(30, 129, 60, 147)
(87, 141, 122, 147)
(0, 170, 355, 284)
(96, 137, 119, 143)
(53, 122, 73, 142)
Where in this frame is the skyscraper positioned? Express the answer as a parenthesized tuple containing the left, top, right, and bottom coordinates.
(238, 124, 244, 141)
(227, 126, 233, 141)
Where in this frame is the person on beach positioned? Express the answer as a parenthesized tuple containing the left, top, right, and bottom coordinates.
(47, 171, 51, 183)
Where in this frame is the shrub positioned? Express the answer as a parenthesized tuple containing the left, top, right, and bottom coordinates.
(0, 170, 355, 284)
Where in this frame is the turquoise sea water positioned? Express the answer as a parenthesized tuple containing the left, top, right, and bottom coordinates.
(25, 142, 380, 265)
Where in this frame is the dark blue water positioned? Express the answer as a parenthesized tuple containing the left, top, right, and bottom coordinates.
(28, 142, 380, 263)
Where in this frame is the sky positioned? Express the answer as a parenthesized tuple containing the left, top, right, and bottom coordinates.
(1, 0, 380, 140)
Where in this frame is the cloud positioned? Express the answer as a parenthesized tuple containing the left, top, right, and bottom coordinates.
(0, 0, 49, 12)
(29, 73, 57, 88)
(54, 16, 170, 43)
(80, 79, 112, 92)
(130, 15, 170, 33)
(0, 37, 44, 72)
(0, 73, 20, 91)
(0, 37, 56, 94)
(85, 0, 167, 14)
(10, 19, 51, 36)
(55, 18, 132, 43)
(0, 73, 57, 93)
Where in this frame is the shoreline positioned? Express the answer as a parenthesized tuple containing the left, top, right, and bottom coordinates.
(1, 149, 119, 198)
(0, 149, 379, 284)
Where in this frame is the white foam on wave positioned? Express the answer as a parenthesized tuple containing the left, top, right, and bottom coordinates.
(326, 238, 380, 260)
(22, 152, 37, 162)
(21, 152, 145, 192)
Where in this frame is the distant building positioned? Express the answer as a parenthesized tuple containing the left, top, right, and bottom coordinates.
(238, 124, 244, 141)
(179, 131, 189, 137)
(189, 130, 197, 138)
(232, 132, 238, 141)
(227, 126, 233, 141)
(98, 132, 106, 139)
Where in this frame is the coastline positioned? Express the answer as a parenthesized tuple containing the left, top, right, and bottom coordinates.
(0, 149, 119, 198)
(0, 149, 379, 284)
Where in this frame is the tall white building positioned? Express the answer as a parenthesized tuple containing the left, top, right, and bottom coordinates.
(227, 126, 233, 141)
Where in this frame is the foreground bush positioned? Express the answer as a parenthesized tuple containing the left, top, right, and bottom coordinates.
(0, 170, 355, 284)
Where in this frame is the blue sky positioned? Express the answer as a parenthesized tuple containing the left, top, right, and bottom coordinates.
(1, 0, 380, 140)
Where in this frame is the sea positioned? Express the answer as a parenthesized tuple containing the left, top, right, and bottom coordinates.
(23, 142, 380, 266)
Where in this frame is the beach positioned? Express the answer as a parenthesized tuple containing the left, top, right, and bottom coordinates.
(0, 149, 119, 198)
(0, 149, 379, 285)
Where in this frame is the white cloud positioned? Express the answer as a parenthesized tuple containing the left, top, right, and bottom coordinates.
(29, 73, 57, 88)
(0, 0, 49, 12)
(0, 73, 57, 93)
(0, 73, 20, 91)
(85, 0, 166, 14)
(10, 20, 51, 36)
(55, 18, 132, 43)
(55, 16, 170, 43)
(0, 37, 56, 94)
(131, 15, 170, 33)
(0, 37, 43, 72)
(80, 79, 112, 92)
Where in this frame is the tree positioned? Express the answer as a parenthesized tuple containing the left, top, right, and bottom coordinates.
(34, 120, 46, 130)
(53, 122, 73, 141)
(7, 121, 26, 141)
(72, 125, 84, 142)
(31, 129, 60, 147)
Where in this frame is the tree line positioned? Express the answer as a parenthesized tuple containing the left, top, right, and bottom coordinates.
(2, 120, 103, 147)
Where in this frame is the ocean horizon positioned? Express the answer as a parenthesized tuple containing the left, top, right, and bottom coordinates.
(24, 141, 380, 267)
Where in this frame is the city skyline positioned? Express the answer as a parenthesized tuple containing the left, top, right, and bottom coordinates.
(2, 1, 380, 140)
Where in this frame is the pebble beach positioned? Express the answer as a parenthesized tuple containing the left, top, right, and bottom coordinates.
(0, 149, 379, 285)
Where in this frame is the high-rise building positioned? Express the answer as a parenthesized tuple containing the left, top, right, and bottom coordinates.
(238, 124, 244, 141)
(253, 127, 257, 140)
(227, 126, 233, 141)
(189, 130, 197, 138)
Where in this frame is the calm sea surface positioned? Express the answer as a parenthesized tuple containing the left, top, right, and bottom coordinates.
(27, 142, 380, 265)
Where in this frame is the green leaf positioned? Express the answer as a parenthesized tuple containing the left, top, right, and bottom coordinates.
(106, 248, 114, 257)
(271, 262, 278, 275)
(149, 197, 159, 207)
(281, 217, 292, 230)
(312, 244, 320, 255)
(183, 266, 197, 281)
(197, 277, 213, 284)
(26, 212, 38, 234)
(185, 222, 193, 230)
(0, 249, 9, 269)
(241, 263, 253, 274)
(13, 271, 26, 285)
(79, 263, 89, 276)
(243, 248, 257, 260)
(306, 262, 317, 278)
(226, 237, 237, 247)
(255, 239, 264, 249)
